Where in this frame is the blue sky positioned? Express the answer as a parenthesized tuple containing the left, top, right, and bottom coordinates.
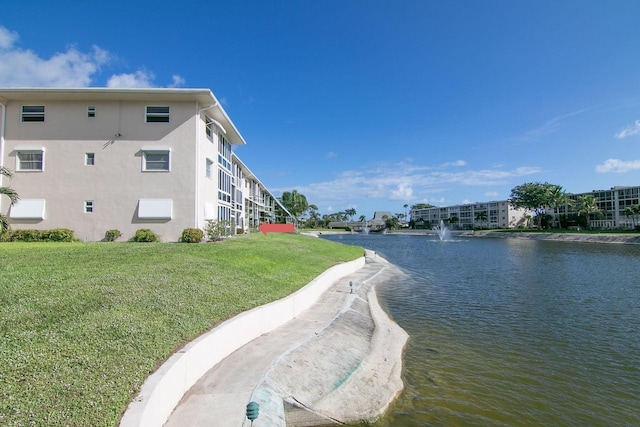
(2, 1, 640, 220)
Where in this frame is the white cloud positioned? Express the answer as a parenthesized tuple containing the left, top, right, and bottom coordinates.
(0, 38, 110, 87)
(595, 158, 640, 173)
(615, 120, 640, 139)
(168, 74, 185, 88)
(0, 25, 180, 88)
(0, 26, 19, 49)
(326, 151, 337, 159)
(441, 160, 466, 167)
(514, 107, 591, 142)
(107, 70, 155, 88)
(485, 191, 499, 197)
(390, 182, 413, 200)
(274, 160, 541, 210)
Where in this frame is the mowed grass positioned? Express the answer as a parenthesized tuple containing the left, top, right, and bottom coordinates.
(0, 233, 363, 426)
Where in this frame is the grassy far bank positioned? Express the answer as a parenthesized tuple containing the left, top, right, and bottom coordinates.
(487, 228, 640, 234)
(0, 233, 363, 427)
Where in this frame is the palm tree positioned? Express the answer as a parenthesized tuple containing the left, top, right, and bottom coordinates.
(358, 214, 366, 222)
(1, 167, 20, 233)
(575, 195, 600, 229)
(475, 211, 488, 229)
(548, 185, 572, 229)
(321, 214, 332, 228)
(624, 204, 640, 229)
(385, 215, 400, 230)
(524, 214, 533, 228)
(306, 204, 320, 228)
(344, 208, 357, 222)
(404, 203, 408, 222)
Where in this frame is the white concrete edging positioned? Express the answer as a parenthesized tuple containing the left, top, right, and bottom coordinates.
(119, 256, 366, 427)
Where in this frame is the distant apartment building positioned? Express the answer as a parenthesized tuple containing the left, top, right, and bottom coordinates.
(410, 200, 528, 229)
(550, 185, 640, 229)
(232, 153, 293, 229)
(411, 185, 640, 230)
(0, 88, 292, 241)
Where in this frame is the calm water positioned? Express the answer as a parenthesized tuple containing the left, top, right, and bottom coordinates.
(321, 234, 640, 426)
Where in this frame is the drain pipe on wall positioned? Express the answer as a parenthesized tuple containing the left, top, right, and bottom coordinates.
(195, 102, 218, 228)
(0, 101, 6, 214)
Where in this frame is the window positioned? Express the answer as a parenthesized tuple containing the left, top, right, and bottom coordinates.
(85, 153, 95, 165)
(218, 169, 232, 203)
(142, 147, 171, 171)
(206, 158, 213, 178)
(16, 149, 44, 171)
(218, 133, 232, 170)
(146, 106, 170, 123)
(84, 200, 94, 213)
(21, 105, 45, 122)
(206, 121, 213, 140)
(87, 106, 96, 118)
(218, 205, 232, 221)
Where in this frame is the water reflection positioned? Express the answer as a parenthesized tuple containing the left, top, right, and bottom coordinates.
(321, 234, 640, 426)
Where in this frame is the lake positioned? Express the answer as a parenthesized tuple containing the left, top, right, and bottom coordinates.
(321, 233, 640, 426)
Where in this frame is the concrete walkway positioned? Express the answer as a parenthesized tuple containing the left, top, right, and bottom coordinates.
(165, 250, 409, 427)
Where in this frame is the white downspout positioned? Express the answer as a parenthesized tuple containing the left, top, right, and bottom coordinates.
(195, 102, 218, 228)
(194, 103, 201, 228)
(0, 102, 6, 214)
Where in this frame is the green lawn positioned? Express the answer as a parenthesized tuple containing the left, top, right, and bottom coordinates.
(0, 233, 363, 426)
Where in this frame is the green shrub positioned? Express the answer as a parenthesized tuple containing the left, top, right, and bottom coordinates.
(130, 229, 159, 242)
(46, 228, 75, 242)
(180, 228, 203, 243)
(105, 229, 122, 242)
(4, 229, 44, 242)
(0, 228, 76, 242)
(204, 220, 232, 241)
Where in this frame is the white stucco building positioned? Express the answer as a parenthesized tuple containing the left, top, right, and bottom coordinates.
(411, 186, 640, 230)
(0, 88, 291, 241)
(410, 200, 529, 229)
(550, 185, 640, 229)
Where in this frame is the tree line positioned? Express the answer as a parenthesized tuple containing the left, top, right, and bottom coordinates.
(279, 184, 640, 232)
(279, 190, 432, 230)
(279, 190, 365, 228)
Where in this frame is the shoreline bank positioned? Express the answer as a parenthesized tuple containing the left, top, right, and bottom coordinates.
(306, 229, 640, 245)
(124, 250, 409, 427)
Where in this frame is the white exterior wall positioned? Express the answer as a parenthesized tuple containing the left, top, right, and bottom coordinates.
(548, 185, 640, 229)
(195, 115, 220, 232)
(410, 200, 529, 229)
(2, 99, 200, 241)
(0, 89, 250, 242)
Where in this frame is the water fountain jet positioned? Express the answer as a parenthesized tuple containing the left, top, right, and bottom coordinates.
(434, 220, 450, 241)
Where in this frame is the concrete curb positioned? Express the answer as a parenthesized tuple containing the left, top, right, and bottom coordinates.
(119, 256, 366, 427)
